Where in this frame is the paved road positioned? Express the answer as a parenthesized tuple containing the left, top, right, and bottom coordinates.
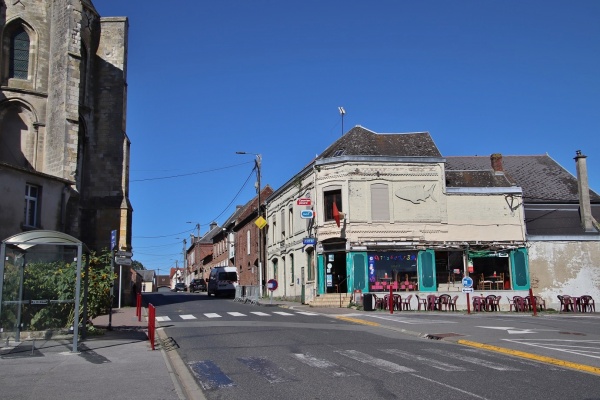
(147, 292, 600, 400)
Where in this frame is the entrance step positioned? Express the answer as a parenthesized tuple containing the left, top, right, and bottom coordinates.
(309, 293, 352, 308)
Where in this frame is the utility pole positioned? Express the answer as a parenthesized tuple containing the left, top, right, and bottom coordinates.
(237, 151, 264, 297)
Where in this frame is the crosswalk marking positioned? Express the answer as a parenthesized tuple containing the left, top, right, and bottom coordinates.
(272, 311, 294, 316)
(292, 353, 359, 377)
(238, 357, 297, 384)
(424, 348, 520, 371)
(180, 314, 196, 320)
(227, 312, 246, 317)
(187, 348, 524, 392)
(295, 311, 319, 316)
(385, 349, 468, 371)
(204, 313, 221, 318)
(250, 312, 271, 316)
(155, 316, 171, 322)
(336, 349, 416, 373)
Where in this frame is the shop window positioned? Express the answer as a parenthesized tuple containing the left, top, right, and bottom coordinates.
(368, 251, 418, 292)
(306, 249, 314, 281)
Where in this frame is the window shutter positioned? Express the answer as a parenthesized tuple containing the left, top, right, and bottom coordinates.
(371, 183, 390, 221)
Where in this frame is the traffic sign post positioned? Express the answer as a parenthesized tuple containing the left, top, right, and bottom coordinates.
(462, 276, 473, 315)
(267, 279, 278, 304)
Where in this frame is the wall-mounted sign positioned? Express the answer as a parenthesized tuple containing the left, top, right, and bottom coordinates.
(300, 210, 314, 219)
(303, 237, 316, 245)
(297, 198, 311, 206)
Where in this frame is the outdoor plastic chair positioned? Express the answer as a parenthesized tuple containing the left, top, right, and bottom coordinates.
(416, 295, 427, 311)
(401, 294, 413, 310)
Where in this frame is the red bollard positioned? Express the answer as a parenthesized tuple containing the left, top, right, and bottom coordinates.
(529, 288, 537, 316)
(136, 292, 142, 321)
(467, 293, 471, 314)
(148, 303, 155, 350)
(389, 285, 394, 314)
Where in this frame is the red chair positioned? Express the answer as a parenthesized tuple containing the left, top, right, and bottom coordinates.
(401, 294, 413, 310)
(426, 295, 438, 311)
(416, 295, 427, 311)
(510, 296, 526, 312)
(437, 294, 451, 311)
(448, 295, 459, 311)
(579, 295, 595, 313)
(472, 296, 484, 312)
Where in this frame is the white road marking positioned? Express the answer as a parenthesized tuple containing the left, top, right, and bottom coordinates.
(385, 349, 468, 371)
(504, 339, 600, 360)
(155, 316, 171, 322)
(250, 312, 271, 316)
(425, 348, 520, 371)
(272, 311, 294, 316)
(180, 314, 196, 320)
(227, 312, 246, 317)
(409, 373, 492, 400)
(477, 326, 536, 334)
(204, 313, 221, 318)
(336, 349, 415, 373)
(292, 353, 359, 377)
(362, 314, 457, 325)
(295, 312, 319, 316)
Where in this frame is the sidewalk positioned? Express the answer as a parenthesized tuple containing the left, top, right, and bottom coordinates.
(0, 307, 183, 400)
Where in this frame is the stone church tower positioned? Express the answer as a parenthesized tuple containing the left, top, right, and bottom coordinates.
(0, 0, 132, 252)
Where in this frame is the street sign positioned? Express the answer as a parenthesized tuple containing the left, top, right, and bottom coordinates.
(110, 230, 117, 251)
(31, 299, 49, 305)
(267, 279, 278, 291)
(303, 237, 316, 245)
(462, 276, 473, 288)
(297, 198, 311, 206)
(300, 210, 314, 219)
(255, 216, 267, 229)
(116, 251, 133, 257)
(115, 256, 132, 266)
(462, 287, 474, 293)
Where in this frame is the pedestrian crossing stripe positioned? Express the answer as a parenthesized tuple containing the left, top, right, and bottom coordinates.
(180, 314, 196, 320)
(204, 313, 221, 318)
(272, 311, 294, 316)
(227, 312, 246, 317)
(155, 316, 171, 322)
(250, 312, 270, 316)
(156, 310, 321, 321)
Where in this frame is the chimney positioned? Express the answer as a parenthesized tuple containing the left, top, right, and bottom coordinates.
(490, 153, 504, 174)
(574, 150, 595, 232)
(209, 221, 218, 231)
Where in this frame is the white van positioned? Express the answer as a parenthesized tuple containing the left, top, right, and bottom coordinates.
(207, 266, 238, 297)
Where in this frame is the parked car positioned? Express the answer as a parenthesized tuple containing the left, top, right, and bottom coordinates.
(173, 282, 187, 292)
(207, 266, 238, 297)
(189, 278, 207, 293)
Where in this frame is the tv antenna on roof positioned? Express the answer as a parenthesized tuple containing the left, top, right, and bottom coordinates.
(338, 107, 345, 136)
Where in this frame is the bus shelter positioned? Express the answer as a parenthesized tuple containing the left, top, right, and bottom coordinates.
(0, 230, 89, 353)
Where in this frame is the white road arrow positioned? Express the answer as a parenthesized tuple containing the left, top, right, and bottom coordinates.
(477, 326, 536, 334)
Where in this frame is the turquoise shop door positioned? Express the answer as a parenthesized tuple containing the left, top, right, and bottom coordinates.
(317, 254, 325, 295)
(417, 249, 437, 292)
(510, 248, 530, 290)
(347, 252, 367, 292)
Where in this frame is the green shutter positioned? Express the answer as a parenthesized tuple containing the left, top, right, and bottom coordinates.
(418, 249, 437, 292)
(510, 248, 530, 290)
(317, 254, 325, 294)
(348, 252, 367, 292)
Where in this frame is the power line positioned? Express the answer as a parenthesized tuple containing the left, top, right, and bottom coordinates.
(131, 161, 253, 182)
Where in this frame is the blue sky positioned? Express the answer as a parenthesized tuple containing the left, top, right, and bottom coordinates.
(95, 1, 600, 273)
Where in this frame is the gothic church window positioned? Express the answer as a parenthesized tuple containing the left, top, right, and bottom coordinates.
(10, 27, 30, 79)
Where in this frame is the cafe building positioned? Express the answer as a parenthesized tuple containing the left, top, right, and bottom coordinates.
(265, 126, 530, 306)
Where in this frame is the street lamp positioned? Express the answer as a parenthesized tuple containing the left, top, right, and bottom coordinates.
(236, 151, 263, 297)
